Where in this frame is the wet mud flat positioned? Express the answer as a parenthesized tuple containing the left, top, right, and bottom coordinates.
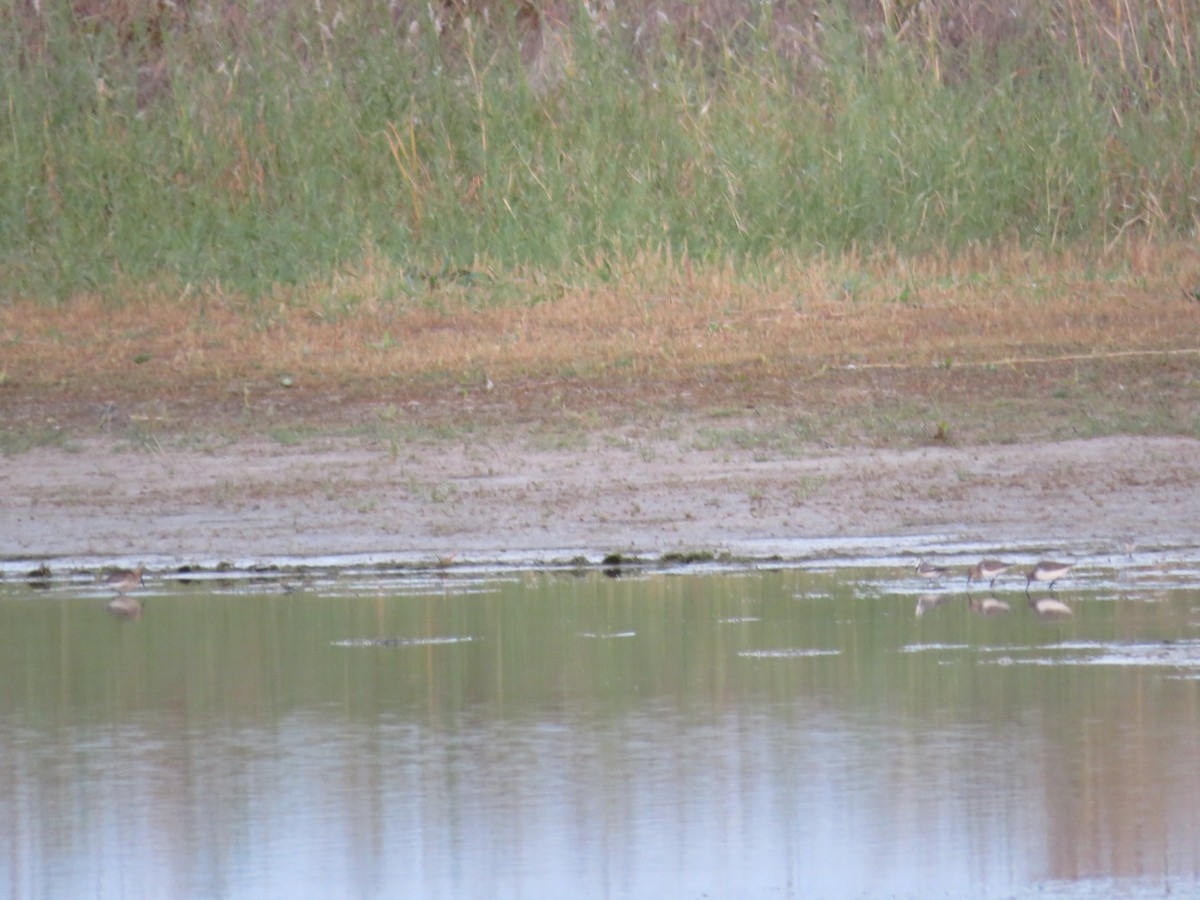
(3, 431, 1200, 575)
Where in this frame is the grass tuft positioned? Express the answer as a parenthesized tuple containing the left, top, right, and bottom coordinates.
(2, 1, 1198, 299)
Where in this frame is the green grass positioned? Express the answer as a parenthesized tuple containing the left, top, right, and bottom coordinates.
(266, 426, 317, 447)
(2, 2, 1197, 301)
(0, 426, 72, 456)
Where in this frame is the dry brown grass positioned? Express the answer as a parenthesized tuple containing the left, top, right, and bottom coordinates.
(3, 239, 1199, 442)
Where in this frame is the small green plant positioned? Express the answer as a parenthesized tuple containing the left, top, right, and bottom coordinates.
(429, 483, 457, 504)
(792, 476, 827, 504)
(661, 550, 716, 564)
(267, 427, 312, 447)
(0, 427, 69, 456)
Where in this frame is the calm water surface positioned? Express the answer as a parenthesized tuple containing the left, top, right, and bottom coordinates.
(3, 564, 1200, 898)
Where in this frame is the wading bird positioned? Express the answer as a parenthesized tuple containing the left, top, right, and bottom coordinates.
(915, 559, 951, 580)
(966, 559, 1011, 589)
(102, 564, 145, 594)
(1024, 561, 1073, 592)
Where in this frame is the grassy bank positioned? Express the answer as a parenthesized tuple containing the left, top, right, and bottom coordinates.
(3, 238, 1199, 452)
(2, 0, 1197, 300)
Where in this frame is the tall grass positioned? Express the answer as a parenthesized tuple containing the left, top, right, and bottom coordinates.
(1, 0, 1196, 300)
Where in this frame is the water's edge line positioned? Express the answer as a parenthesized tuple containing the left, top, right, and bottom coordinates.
(4, 534, 1198, 582)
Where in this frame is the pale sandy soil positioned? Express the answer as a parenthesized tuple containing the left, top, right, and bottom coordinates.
(4, 424, 1199, 570)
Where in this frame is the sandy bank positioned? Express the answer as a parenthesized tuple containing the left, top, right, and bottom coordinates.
(4, 430, 1198, 570)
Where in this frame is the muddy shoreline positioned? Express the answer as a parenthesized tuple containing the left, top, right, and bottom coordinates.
(4, 428, 1199, 573)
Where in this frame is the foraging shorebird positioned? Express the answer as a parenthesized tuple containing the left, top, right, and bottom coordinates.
(1024, 561, 1073, 592)
(1028, 593, 1073, 618)
(969, 595, 1011, 615)
(102, 564, 145, 594)
(915, 559, 951, 580)
(966, 559, 1011, 589)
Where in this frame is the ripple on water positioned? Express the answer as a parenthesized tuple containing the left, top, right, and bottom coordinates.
(980, 639, 1200, 670)
(738, 648, 841, 659)
(331, 636, 475, 648)
(901, 643, 972, 654)
(576, 631, 637, 639)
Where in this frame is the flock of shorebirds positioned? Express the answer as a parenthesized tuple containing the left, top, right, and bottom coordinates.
(913, 558, 1075, 618)
(96, 557, 1076, 621)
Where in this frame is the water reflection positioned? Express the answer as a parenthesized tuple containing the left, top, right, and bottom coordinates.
(2, 568, 1200, 897)
(106, 594, 145, 619)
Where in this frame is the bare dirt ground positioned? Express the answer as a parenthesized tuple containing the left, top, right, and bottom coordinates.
(5, 243, 1200, 571)
(5, 407, 1199, 569)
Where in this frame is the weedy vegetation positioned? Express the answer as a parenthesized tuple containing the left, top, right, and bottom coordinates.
(2, 0, 1199, 443)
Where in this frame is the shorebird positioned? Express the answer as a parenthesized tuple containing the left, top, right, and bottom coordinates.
(102, 564, 145, 594)
(969, 595, 1011, 614)
(1024, 561, 1073, 592)
(1028, 594, 1073, 618)
(966, 559, 1011, 589)
(1118, 534, 1137, 559)
(915, 559, 951, 580)
(106, 595, 145, 620)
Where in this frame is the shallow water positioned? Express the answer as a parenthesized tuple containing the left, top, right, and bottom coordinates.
(3, 563, 1200, 898)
